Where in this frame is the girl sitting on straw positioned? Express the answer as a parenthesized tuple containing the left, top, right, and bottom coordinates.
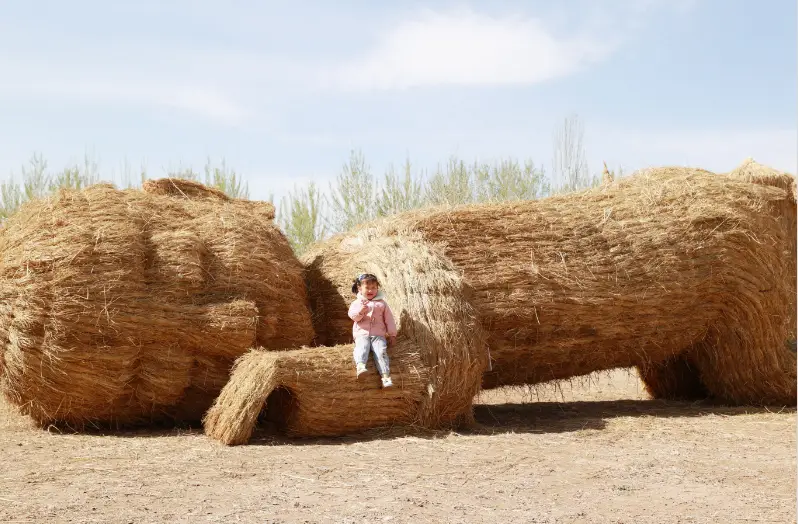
(348, 273, 397, 388)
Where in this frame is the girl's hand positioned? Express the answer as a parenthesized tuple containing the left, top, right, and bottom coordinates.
(388, 336, 396, 347)
(359, 303, 369, 315)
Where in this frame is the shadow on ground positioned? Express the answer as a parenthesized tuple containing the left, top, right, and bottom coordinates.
(237, 398, 793, 445)
(470, 399, 795, 434)
(6, 398, 794, 445)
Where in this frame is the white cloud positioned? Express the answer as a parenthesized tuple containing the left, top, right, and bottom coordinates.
(326, 8, 617, 91)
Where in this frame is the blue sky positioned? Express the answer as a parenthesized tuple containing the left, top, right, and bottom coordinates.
(1, 0, 795, 203)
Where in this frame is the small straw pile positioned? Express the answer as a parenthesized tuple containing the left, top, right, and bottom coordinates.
(203, 231, 488, 444)
(0, 179, 314, 427)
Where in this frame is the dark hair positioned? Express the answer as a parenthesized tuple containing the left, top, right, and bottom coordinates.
(351, 273, 379, 294)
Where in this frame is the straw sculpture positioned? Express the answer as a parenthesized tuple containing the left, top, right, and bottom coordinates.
(3, 158, 793, 445)
(205, 162, 795, 445)
(0, 178, 314, 427)
(203, 232, 488, 444)
(319, 165, 795, 406)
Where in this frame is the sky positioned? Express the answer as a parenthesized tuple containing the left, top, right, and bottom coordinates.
(0, 0, 795, 203)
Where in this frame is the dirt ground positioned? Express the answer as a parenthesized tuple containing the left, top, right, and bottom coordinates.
(1, 369, 795, 524)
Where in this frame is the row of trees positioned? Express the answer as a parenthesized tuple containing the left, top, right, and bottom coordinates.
(0, 115, 610, 254)
(276, 115, 607, 254)
(0, 155, 249, 219)
(278, 151, 563, 254)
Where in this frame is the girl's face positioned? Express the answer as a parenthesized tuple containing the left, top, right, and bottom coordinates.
(360, 279, 379, 300)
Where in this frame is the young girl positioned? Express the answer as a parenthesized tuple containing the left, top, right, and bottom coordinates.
(348, 273, 397, 388)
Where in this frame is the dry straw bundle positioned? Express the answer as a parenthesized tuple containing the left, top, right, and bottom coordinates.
(202, 343, 428, 444)
(203, 231, 488, 444)
(0, 178, 314, 427)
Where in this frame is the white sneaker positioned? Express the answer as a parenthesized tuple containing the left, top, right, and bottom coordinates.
(381, 376, 393, 388)
(356, 363, 367, 377)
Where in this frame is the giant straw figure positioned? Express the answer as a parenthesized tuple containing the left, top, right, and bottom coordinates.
(0, 162, 794, 445)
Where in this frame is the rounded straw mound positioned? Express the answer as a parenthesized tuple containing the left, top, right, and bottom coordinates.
(724, 158, 796, 349)
(636, 161, 796, 402)
(0, 179, 314, 428)
(725, 157, 798, 196)
(350, 164, 794, 406)
(203, 230, 488, 444)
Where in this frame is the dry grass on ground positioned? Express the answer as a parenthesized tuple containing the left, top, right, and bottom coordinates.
(2, 369, 795, 524)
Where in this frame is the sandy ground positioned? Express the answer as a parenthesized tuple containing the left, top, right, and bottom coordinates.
(1, 369, 795, 524)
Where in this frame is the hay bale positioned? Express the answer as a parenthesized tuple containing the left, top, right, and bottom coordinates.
(325, 165, 794, 406)
(203, 231, 488, 443)
(0, 179, 314, 427)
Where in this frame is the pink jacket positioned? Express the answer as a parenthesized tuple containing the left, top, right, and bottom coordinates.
(348, 290, 398, 340)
